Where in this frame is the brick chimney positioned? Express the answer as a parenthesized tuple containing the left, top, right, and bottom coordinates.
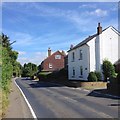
(48, 48, 51, 57)
(97, 23, 102, 35)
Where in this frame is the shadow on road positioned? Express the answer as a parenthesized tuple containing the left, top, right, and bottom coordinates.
(29, 81, 64, 88)
(21, 77, 31, 80)
(87, 89, 120, 100)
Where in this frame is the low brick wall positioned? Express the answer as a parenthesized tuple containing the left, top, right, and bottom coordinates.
(69, 81, 107, 88)
(79, 82, 107, 88)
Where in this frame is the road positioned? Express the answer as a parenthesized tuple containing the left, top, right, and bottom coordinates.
(15, 78, 119, 118)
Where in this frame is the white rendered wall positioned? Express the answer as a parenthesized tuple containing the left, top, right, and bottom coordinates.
(68, 45, 89, 80)
(87, 37, 96, 72)
(100, 27, 119, 65)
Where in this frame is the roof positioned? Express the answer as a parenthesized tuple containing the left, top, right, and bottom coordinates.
(41, 50, 66, 64)
(68, 26, 120, 52)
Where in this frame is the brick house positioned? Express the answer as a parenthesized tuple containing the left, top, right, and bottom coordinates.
(41, 48, 66, 72)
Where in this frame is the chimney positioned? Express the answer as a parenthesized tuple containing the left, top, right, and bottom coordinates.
(70, 44, 74, 50)
(48, 48, 51, 57)
(61, 50, 66, 56)
(97, 23, 102, 35)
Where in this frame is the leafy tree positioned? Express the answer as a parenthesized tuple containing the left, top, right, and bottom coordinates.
(22, 62, 38, 78)
(102, 59, 116, 81)
(87, 72, 98, 82)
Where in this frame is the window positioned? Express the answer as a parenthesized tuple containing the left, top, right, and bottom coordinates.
(79, 50, 83, 60)
(72, 67, 75, 77)
(49, 63, 52, 68)
(55, 55, 61, 59)
(79, 66, 83, 78)
(72, 52, 75, 62)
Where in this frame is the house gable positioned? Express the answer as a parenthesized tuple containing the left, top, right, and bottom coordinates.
(41, 50, 66, 72)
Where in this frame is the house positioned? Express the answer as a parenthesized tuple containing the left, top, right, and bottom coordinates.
(68, 23, 120, 81)
(41, 48, 66, 72)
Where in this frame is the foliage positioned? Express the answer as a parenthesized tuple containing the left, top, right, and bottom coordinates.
(22, 62, 38, 78)
(94, 71, 102, 81)
(0, 33, 22, 116)
(87, 72, 98, 82)
(102, 59, 116, 81)
(2, 48, 13, 92)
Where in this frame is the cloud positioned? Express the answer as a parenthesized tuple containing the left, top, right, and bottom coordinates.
(87, 9, 108, 17)
(18, 51, 26, 55)
(79, 4, 97, 9)
(17, 51, 47, 65)
(10, 32, 35, 47)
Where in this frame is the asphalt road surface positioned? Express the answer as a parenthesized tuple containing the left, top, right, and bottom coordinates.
(15, 78, 119, 118)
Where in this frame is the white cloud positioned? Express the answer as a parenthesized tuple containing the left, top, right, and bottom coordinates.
(88, 9, 108, 17)
(17, 52, 47, 65)
(18, 51, 26, 55)
(10, 32, 35, 47)
(79, 4, 97, 9)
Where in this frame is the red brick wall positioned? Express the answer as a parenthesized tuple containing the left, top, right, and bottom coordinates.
(41, 51, 65, 72)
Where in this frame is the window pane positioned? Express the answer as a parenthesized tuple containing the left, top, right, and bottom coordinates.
(80, 50, 83, 60)
(55, 55, 61, 59)
(80, 66, 83, 76)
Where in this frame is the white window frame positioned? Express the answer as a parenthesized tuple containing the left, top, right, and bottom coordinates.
(79, 50, 83, 60)
(55, 55, 61, 59)
(49, 63, 52, 68)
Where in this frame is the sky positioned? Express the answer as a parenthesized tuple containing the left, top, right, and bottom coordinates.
(2, 2, 118, 65)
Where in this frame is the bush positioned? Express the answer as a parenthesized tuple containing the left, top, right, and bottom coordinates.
(87, 72, 98, 82)
(102, 59, 116, 81)
(95, 71, 102, 81)
(37, 72, 49, 80)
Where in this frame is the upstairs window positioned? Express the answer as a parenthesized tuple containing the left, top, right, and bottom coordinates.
(49, 63, 52, 68)
(79, 50, 83, 60)
(55, 55, 61, 59)
(72, 52, 75, 62)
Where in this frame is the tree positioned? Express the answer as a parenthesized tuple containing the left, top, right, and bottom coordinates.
(22, 62, 38, 78)
(102, 59, 116, 81)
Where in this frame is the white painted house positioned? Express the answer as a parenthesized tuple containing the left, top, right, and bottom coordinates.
(68, 23, 120, 81)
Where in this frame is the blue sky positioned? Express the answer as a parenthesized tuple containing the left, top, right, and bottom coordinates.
(2, 2, 118, 65)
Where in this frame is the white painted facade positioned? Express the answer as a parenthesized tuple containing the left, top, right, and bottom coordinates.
(68, 25, 120, 81)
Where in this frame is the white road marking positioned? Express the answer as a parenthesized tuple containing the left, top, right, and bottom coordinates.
(14, 78, 38, 119)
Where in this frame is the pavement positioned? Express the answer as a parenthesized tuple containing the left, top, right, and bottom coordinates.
(3, 78, 33, 119)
